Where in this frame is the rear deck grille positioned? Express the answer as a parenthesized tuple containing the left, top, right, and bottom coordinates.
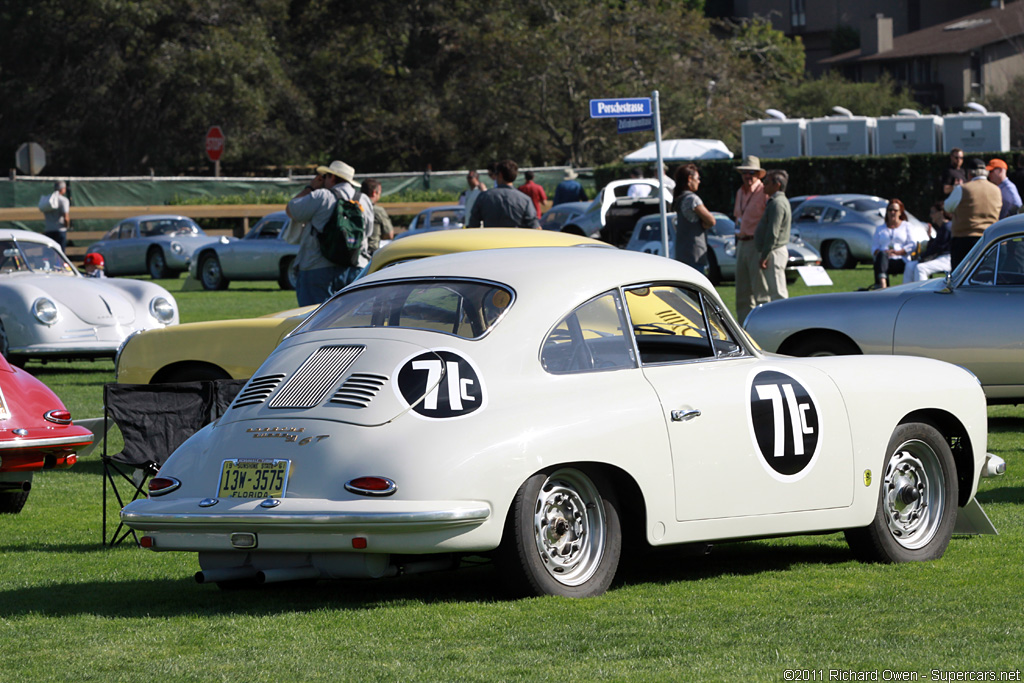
(329, 373, 389, 408)
(269, 345, 364, 409)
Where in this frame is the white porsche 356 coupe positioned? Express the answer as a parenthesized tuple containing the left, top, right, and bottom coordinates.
(0, 229, 178, 363)
(122, 247, 1002, 597)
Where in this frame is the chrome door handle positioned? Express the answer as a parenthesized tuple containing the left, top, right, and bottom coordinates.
(671, 408, 701, 422)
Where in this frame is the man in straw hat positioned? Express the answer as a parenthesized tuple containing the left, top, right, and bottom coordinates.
(552, 167, 588, 206)
(733, 156, 768, 324)
(287, 159, 374, 306)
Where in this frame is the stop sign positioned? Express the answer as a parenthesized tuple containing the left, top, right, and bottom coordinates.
(205, 126, 225, 162)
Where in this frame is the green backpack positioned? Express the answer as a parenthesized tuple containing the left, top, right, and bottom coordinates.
(317, 189, 365, 267)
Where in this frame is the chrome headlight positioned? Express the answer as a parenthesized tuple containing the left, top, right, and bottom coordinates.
(170, 242, 184, 255)
(32, 297, 60, 325)
(150, 297, 175, 323)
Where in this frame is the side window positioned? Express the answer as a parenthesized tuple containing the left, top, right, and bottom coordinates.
(822, 208, 845, 223)
(117, 223, 135, 239)
(795, 205, 823, 223)
(541, 292, 636, 374)
(625, 285, 744, 364)
(257, 220, 285, 239)
(968, 237, 1024, 286)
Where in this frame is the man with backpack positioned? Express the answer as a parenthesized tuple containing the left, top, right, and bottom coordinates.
(286, 159, 374, 306)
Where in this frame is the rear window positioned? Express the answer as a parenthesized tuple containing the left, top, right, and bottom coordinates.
(841, 198, 886, 213)
(298, 279, 513, 340)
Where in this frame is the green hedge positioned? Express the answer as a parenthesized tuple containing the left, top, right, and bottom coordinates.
(598, 152, 1018, 218)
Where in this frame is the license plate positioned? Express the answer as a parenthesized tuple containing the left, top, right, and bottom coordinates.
(218, 459, 290, 499)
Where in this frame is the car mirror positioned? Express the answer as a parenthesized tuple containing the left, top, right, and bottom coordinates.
(938, 272, 954, 294)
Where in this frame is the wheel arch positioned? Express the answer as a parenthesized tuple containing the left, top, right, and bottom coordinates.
(150, 361, 233, 384)
(777, 329, 862, 356)
(898, 409, 975, 508)
(495, 460, 648, 548)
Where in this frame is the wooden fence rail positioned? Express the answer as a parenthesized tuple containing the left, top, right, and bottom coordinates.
(0, 202, 448, 262)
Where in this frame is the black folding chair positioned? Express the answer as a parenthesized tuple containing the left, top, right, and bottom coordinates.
(101, 380, 246, 546)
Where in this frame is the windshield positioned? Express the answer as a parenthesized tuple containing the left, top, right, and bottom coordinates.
(139, 219, 201, 237)
(299, 279, 514, 340)
(0, 240, 76, 276)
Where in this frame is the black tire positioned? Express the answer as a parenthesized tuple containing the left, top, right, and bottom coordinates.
(706, 250, 722, 286)
(279, 256, 298, 290)
(823, 239, 856, 269)
(0, 489, 30, 514)
(845, 422, 957, 563)
(561, 225, 585, 237)
(785, 334, 861, 357)
(199, 252, 229, 290)
(147, 248, 175, 279)
(499, 467, 621, 597)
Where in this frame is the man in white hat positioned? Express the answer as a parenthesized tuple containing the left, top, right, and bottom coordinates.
(732, 156, 768, 325)
(287, 160, 374, 306)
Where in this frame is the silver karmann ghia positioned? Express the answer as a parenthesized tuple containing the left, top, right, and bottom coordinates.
(123, 247, 1004, 598)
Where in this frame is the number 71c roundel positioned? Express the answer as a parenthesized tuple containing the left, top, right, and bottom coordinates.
(748, 369, 822, 482)
(395, 350, 486, 419)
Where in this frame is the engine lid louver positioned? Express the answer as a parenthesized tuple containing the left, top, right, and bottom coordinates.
(269, 345, 364, 409)
(330, 373, 389, 408)
(232, 373, 286, 408)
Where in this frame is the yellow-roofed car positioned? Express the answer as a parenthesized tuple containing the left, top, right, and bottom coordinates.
(115, 229, 610, 384)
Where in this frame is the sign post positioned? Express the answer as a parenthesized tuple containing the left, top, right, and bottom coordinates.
(589, 94, 669, 256)
(205, 126, 225, 177)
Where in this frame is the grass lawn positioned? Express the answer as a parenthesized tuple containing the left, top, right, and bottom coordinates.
(2, 268, 1021, 681)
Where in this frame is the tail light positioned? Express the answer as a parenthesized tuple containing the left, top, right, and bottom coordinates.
(148, 477, 181, 496)
(344, 476, 397, 497)
(44, 409, 72, 425)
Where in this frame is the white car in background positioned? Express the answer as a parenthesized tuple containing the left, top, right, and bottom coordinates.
(86, 214, 221, 279)
(0, 229, 177, 363)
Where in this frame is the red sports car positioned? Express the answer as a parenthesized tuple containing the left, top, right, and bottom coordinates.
(0, 355, 93, 513)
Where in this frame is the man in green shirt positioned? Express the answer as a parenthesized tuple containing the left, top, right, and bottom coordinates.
(752, 169, 791, 312)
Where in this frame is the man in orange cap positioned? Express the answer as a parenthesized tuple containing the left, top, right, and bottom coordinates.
(986, 158, 1021, 220)
(82, 252, 105, 278)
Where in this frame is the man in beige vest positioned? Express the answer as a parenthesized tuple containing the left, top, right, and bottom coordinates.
(944, 157, 1001, 269)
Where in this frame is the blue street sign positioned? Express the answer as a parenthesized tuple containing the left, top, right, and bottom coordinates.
(617, 116, 654, 134)
(590, 98, 652, 119)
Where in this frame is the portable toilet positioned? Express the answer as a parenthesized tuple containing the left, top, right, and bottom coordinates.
(806, 107, 876, 157)
(875, 110, 943, 155)
(943, 108, 1010, 154)
(741, 110, 805, 159)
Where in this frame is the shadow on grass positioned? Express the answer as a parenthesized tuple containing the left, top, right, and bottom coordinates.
(977, 485, 1024, 504)
(0, 539, 856, 618)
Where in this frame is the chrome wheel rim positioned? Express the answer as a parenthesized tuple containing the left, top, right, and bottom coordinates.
(827, 241, 849, 268)
(883, 439, 945, 550)
(533, 469, 606, 586)
(201, 257, 222, 288)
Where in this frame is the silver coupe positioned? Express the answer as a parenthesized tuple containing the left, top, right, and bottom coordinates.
(743, 215, 1024, 403)
(791, 194, 928, 270)
(86, 214, 221, 279)
(189, 211, 300, 291)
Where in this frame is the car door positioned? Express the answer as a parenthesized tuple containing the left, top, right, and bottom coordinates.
(229, 217, 288, 278)
(121, 220, 151, 272)
(893, 234, 1024, 398)
(623, 284, 854, 521)
(791, 202, 825, 251)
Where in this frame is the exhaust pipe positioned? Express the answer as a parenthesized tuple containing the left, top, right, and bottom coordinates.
(0, 481, 31, 492)
(194, 567, 260, 584)
(256, 566, 321, 584)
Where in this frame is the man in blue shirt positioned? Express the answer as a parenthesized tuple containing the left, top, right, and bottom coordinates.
(552, 168, 587, 206)
(987, 158, 1022, 219)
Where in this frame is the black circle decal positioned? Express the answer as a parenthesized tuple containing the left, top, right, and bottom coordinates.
(750, 370, 820, 477)
(397, 351, 484, 418)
